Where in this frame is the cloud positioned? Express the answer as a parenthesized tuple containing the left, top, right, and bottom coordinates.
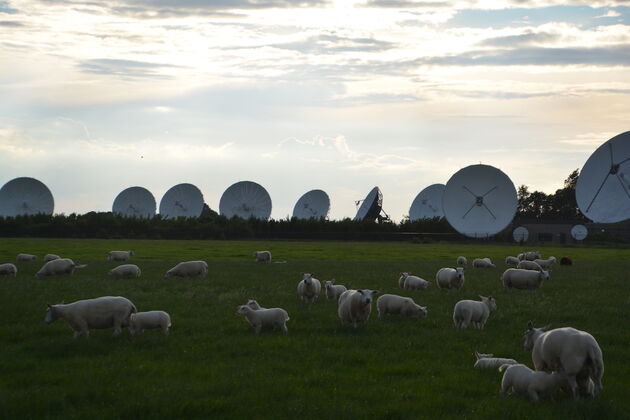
(78, 58, 184, 79)
(480, 31, 559, 47)
(595, 10, 622, 18)
(0, 20, 22, 26)
(270, 33, 396, 54)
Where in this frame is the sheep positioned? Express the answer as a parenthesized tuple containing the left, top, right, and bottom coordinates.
(474, 351, 518, 369)
(44, 296, 137, 338)
(107, 250, 134, 262)
(297, 273, 321, 303)
(108, 264, 141, 278)
(35, 258, 87, 278)
(457, 256, 468, 266)
(499, 363, 568, 402)
(128, 311, 171, 336)
(473, 258, 496, 268)
(325, 280, 347, 301)
(524, 322, 604, 399)
(502, 268, 549, 291)
(517, 253, 525, 261)
(534, 256, 556, 270)
(0, 263, 17, 276)
(253, 250, 272, 263)
(236, 305, 289, 334)
(398, 272, 408, 288)
(44, 254, 60, 262)
(246, 299, 265, 310)
(376, 294, 426, 320)
(16, 253, 37, 261)
(517, 260, 543, 271)
(560, 257, 573, 266)
(523, 251, 541, 261)
(403, 275, 430, 291)
(337, 289, 379, 328)
(435, 267, 465, 290)
(452, 295, 496, 329)
(505, 256, 520, 266)
(164, 261, 208, 278)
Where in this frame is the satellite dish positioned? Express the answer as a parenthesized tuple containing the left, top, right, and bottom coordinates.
(292, 189, 330, 220)
(571, 224, 588, 241)
(159, 183, 204, 219)
(354, 187, 383, 222)
(513, 226, 529, 242)
(442, 164, 517, 238)
(0, 177, 54, 217)
(576, 131, 630, 223)
(219, 181, 272, 220)
(113, 186, 156, 219)
(409, 184, 445, 221)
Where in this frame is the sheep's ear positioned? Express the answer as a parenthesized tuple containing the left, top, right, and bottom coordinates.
(47, 303, 52, 308)
(358, 289, 364, 295)
(474, 351, 480, 359)
(372, 290, 379, 295)
(479, 295, 486, 300)
(527, 320, 533, 330)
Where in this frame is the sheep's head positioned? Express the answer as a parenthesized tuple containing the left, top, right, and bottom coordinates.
(455, 267, 464, 279)
(523, 321, 550, 351)
(236, 305, 250, 315)
(417, 305, 428, 319)
(303, 273, 313, 285)
(480, 295, 497, 311)
(400, 272, 409, 279)
(44, 304, 59, 324)
(246, 299, 261, 310)
(541, 271, 550, 281)
(357, 289, 379, 305)
(325, 281, 333, 290)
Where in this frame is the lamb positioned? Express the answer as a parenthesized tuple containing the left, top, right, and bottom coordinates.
(35, 258, 87, 278)
(253, 250, 272, 263)
(435, 267, 465, 290)
(376, 294, 426, 320)
(505, 256, 520, 266)
(502, 268, 549, 291)
(560, 256, 573, 266)
(457, 256, 468, 266)
(107, 250, 134, 262)
(517, 260, 543, 271)
(17, 253, 37, 261)
(44, 254, 60, 262)
(108, 264, 141, 278)
(297, 273, 321, 303)
(0, 263, 17, 276)
(325, 280, 347, 301)
(473, 258, 496, 268)
(44, 296, 137, 338)
(403, 275, 430, 291)
(452, 295, 496, 329)
(337, 289, 379, 327)
(534, 256, 556, 270)
(499, 363, 568, 402)
(524, 322, 604, 399)
(473, 351, 518, 369)
(236, 305, 289, 334)
(128, 311, 171, 335)
(246, 299, 265, 310)
(164, 261, 208, 278)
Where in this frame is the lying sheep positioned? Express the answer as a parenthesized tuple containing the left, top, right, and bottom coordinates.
(376, 294, 426, 320)
(505, 256, 520, 266)
(474, 351, 518, 369)
(403, 275, 430, 291)
(17, 253, 37, 261)
(44, 254, 60, 262)
(253, 250, 272, 263)
(36, 258, 87, 278)
(164, 261, 208, 278)
(338, 289, 379, 328)
(517, 260, 543, 271)
(236, 305, 289, 334)
(453, 295, 496, 329)
(325, 280, 347, 301)
(0, 263, 17, 276)
(502, 268, 549, 291)
(128, 311, 171, 336)
(473, 258, 496, 268)
(534, 256, 556, 270)
(44, 296, 137, 338)
(524, 322, 604, 399)
(560, 256, 573, 266)
(107, 250, 134, 262)
(298, 273, 321, 303)
(457, 256, 468, 266)
(108, 264, 141, 278)
(436, 267, 465, 290)
(499, 363, 568, 402)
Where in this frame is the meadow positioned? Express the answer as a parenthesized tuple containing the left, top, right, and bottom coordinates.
(1, 238, 629, 419)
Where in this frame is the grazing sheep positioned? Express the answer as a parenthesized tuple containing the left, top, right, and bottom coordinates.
(164, 261, 208, 278)
(502, 268, 549, 291)
(297, 273, 321, 303)
(107, 250, 134, 262)
(517, 260, 543, 271)
(44, 296, 137, 338)
(0, 263, 17, 276)
(108, 264, 141, 278)
(44, 254, 61, 262)
(474, 351, 518, 369)
(376, 294, 426, 320)
(253, 250, 272, 263)
(325, 280, 347, 301)
(17, 253, 37, 261)
(236, 305, 289, 334)
(457, 256, 468, 266)
(473, 258, 496, 268)
(453, 295, 496, 329)
(36, 258, 87, 278)
(128, 311, 171, 336)
(505, 256, 520, 266)
(560, 257, 573, 266)
(524, 322, 604, 399)
(534, 256, 556, 270)
(337, 289, 379, 328)
(523, 251, 541, 261)
(436, 267, 465, 290)
(499, 364, 568, 403)
(517, 253, 525, 261)
(403, 275, 430, 291)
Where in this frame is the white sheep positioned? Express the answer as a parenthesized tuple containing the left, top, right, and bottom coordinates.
(35, 258, 87, 278)
(523, 251, 541, 261)
(44, 296, 137, 338)
(107, 250, 134, 262)
(253, 250, 272, 263)
(517, 260, 543, 271)
(44, 254, 60, 262)
(337, 289, 379, 328)
(436, 267, 465, 290)
(325, 280, 347, 301)
(505, 256, 520, 266)
(457, 256, 468, 266)
(128, 311, 171, 335)
(0, 263, 17, 276)
(473, 257, 496, 268)
(376, 294, 427, 320)
(108, 264, 141, 278)
(534, 256, 556, 270)
(164, 261, 208, 278)
(499, 363, 568, 402)
(403, 275, 430, 291)
(524, 322, 604, 399)
(297, 273, 321, 303)
(502, 268, 549, 290)
(236, 305, 289, 334)
(452, 295, 496, 329)
(245, 299, 265, 310)
(517, 253, 525, 261)
(17, 253, 37, 261)
(473, 351, 518, 369)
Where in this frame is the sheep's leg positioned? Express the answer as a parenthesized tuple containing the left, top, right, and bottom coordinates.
(73, 330, 81, 339)
(255, 324, 262, 335)
(281, 322, 288, 334)
(567, 376, 579, 400)
(163, 326, 169, 336)
(528, 387, 540, 403)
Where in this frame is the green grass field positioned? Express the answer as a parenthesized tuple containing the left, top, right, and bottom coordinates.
(1, 238, 629, 419)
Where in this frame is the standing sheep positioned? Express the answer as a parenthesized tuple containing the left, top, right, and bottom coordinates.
(376, 294, 426, 320)
(505, 256, 520, 266)
(44, 254, 61, 262)
(17, 253, 37, 261)
(325, 280, 347, 301)
(0, 263, 17, 276)
(517, 260, 543, 271)
(164, 261, 208, 278)
(236, 305, 289, 334)
(128, 311, 171, 336)
(523, 251, 541, 261)
(534, 257, 556, 270)
(253, 251, 272, 263)
(502, 269, 549, 291)
(108, 264, 141, 278)
(499, 364, 568, 402)
(297, 273, 321, 303)
(337, 289, 379, 328)
(403, 275, 430, 291)
(245, 299, 265, 310)
(107, 250, 134, 262)
(457, 256, 468, 267)
(473, 258, 496, 268)
(36, 258, 87, 278)
(452, 295, 496, 329)
(436, 267, 465, 290)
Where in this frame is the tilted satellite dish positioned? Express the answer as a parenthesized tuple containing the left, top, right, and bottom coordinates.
(442, 164, 517, 238)
(354, 187, 384, 222)
(512, 226, 529, 242)
(0, 177, 54, 217)
(159, 183, 204, 219)
(113, 186, 156, 219)
(219, 181, 272, 220)
(409, 184, 445, 221)
(571, 224, 588, 241)
(576, 131, 630, 223)
(292, 189, 330, 220)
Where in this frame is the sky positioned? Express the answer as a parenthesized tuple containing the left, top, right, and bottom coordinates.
(0, 0, 629, 221)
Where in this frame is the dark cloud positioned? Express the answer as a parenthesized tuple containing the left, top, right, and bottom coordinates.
(78, 58, 183, 79)
(0, 20, 22, 26)
(480, 31, 560, 48)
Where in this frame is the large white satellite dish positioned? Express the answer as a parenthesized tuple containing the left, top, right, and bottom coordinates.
(219, 181, 272, 220)
(575, 131, 630, 223)
(442, 164, 517, 238)
(513, 226, 529, 242)
(159, 183, 204, 219)
(571, 224, 588, 241)
(292, 189, 330, 220)
(113, 186, 156, 219)
(354, 187, 383, 222)
(409, 184, 445, 221)
(0, 177, 54, 217)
